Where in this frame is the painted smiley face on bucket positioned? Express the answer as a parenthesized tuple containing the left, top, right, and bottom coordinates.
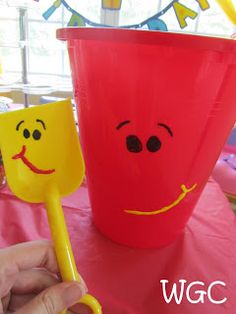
(116, 120, 197, 216)
(12, 119, 55, 175)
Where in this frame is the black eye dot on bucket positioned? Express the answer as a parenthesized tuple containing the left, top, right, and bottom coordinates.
(146, 136, 161, 152)
(23, 128, 30, 139)
(32, 129, 41, 140)
(126, 135, 143, 153)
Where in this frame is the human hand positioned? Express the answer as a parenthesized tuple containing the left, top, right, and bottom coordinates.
(0, 240, 92, 314)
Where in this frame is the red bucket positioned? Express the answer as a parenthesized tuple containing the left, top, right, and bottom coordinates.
(57, 28, 236, 248)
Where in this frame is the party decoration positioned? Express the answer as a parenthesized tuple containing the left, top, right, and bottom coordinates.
(0, 99, 102, 314)
(173, 2, 197, 28)
(216, 0, 236, 25)
(102, 0, 122, 10)
(43, 0, 210, 30)
(147, 18, 167, 31)
(196, 0, 210, 10)
(42, 0, 61, 20)
(68, 14, 85, 26)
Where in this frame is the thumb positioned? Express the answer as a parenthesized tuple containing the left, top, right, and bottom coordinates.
(15, 281, 87, 314)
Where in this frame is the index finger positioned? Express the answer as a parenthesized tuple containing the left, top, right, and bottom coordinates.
(0, 240, 59, 274)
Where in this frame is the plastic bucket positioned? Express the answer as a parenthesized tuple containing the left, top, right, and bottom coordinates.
(57, 28, 236, 248)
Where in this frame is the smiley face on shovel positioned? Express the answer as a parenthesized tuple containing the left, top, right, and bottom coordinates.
(0, 100, 84, 203)
(12, 119, 55, 175)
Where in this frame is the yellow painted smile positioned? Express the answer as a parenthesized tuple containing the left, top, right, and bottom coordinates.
(124, 183, 197, 216)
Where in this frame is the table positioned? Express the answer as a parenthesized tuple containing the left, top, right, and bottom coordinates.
(0, 178, 236, 314)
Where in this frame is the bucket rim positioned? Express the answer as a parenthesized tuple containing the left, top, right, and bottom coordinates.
(56, 27, 236, 53)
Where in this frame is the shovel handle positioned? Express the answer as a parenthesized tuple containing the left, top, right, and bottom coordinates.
(60, 294, 102, 314)
(45, 186, 102, 314)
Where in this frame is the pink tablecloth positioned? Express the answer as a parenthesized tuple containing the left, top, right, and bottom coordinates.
(0, 178, 236, 314)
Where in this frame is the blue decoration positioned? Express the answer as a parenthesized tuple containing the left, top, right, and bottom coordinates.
(147, 18, 168, 31)
(43, 0, 61, 20)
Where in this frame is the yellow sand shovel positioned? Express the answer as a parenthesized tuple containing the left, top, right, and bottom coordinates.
(0, 99, 102, 314)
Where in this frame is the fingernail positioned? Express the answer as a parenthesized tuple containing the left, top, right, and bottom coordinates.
(63, 282, 87, 307)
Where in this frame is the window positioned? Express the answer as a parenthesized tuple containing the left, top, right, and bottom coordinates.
(0, 0, 235, 92)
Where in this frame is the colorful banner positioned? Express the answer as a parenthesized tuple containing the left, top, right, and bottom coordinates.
(43, 0, 211, 30)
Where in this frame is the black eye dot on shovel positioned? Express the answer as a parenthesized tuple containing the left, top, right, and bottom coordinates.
(23, 128, 30, 139)
(33, 129, 42, 140)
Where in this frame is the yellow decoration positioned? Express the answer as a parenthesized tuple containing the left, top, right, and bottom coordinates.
(196, 0, 210, 10)
(54, 0, 61, 8)
(0, 99, 102, 314)
(173, 2, 198, 28)
(216, 0, 236, 25)
(102, 0, 122, 10)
